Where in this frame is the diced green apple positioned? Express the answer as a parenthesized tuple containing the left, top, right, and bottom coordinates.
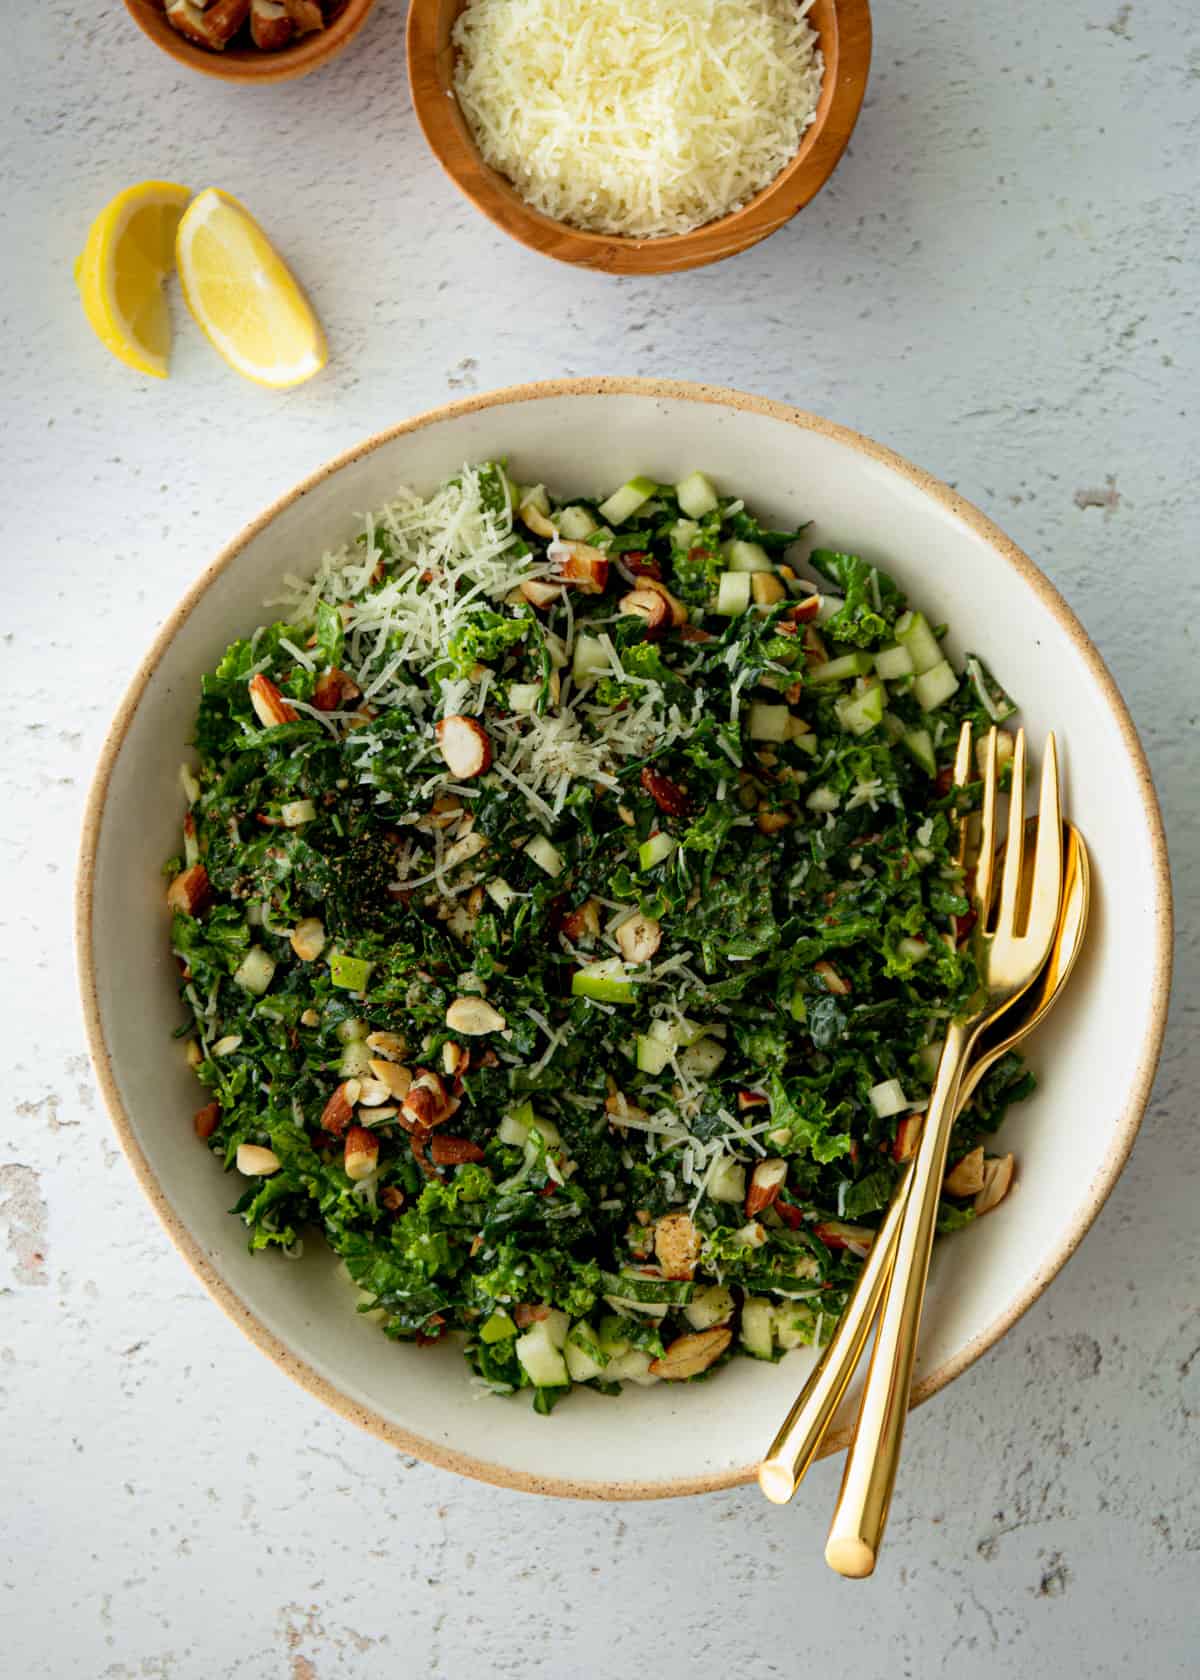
(747, 702, 790, 742)
(479, 1310, 517, 1344)
(680, 1036, 726, 1078)
(874, 643, 915, 680)
(740, 1298, 776, 1359)
(598, 476, 657, 526)
(638, 831, 676, 871)
(636, 1034, 672, 1074)
(894, 610, 943, 674)
(722, 538, 772, 573)
(808, 651, 875, 683)
(913, 660, 959, 712)
(525, 835, 565, 877)
(329, 950, 374, 992)
(572, 958, 635, 1003)
(515, 1320, 569, 1388)
(486, 877, 518, 912)
(572, 633, 609, 686)
(675, 471, 720, 518)
(234, 946, 276, 996)
(683, 1284, 735, 1331)
(556, 505, 599, 540)
(716, 572, 751, 616)
(902, 727, 937, 774)
(835, 683, 885, 736)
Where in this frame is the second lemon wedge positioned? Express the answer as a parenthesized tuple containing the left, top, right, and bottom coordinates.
(175, 189, 327, 389)
(75, 181, 192, 379)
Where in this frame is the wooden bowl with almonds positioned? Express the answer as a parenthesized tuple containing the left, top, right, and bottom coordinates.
(123, 0, 376, 84)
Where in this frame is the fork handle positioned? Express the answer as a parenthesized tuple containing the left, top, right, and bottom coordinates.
(758, 1165, 912, 1501)
(824, 1017, 974, 1577)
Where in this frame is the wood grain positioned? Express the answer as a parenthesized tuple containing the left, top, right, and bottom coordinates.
(122, 0, 376, 85)
(407, 0, 872, 274)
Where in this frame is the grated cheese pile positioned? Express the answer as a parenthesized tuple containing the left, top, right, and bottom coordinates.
(452, 0, 825, 239)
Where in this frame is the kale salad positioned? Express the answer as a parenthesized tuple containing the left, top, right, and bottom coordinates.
(167, 462, 1029, 1409)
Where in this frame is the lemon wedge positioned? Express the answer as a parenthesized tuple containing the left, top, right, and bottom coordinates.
(175, 189, 327, 389)
(75, 181, 192, 379)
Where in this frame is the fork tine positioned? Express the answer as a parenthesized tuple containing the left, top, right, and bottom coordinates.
(974, 727, 999, 922)
(1027, 733, 1063, 949)
(997, 728, 1027, 933)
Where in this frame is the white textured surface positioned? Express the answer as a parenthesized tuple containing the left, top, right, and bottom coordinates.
(0, 1, 1196, 1674)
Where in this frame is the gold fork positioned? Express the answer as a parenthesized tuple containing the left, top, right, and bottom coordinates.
(818, 723, 1063, 1576)
(758, 812, 1089, 1507)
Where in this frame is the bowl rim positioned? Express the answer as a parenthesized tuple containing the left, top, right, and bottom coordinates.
(122, 0, 377, 84)
(405, 0, 873, 275)
(75, 377, 1174, 1500)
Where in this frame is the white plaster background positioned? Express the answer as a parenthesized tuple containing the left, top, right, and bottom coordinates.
(1, 2, 1197, 1675)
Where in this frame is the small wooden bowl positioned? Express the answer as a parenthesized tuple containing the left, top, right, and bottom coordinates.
(123, 0, 376, 84)
(407, 0, 872, 274)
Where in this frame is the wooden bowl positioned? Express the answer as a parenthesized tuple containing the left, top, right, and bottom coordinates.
(123, 0, 376, 84)
(407, 0, 872, 274)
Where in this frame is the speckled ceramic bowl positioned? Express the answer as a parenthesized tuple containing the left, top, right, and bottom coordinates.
(77, 380, 1171, 1499)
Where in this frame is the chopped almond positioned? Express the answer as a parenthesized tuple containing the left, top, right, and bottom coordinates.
(654, 1210, 701, 1279)
(236, 1143, 280, 1176)
(248, 673, 297, 728)
(615, 912, 662, 965)
(435, 715, 492, 779)
(250, 0, 292, 49)
(344, 1125, 379, 1182)
(167, 863, 211, 917)
(290, 916, 325, 962)
(380, 1186, 406, 1212)
(814, 1220, 875, 1254)
(193, 1102, 220, 1140)
(519, 578, 562, 611)
(368, 1059, 412, 1100)
(787, 595, 822, 624)
(974, 1153, 1015, 1215)
(637, 576, 688, 626)
(751, 573, 786, 606)
(553, 542, 610, 594)
(430, 1135, 486, 1166)
(165, 0, 250, 49)
(445, 996, 506, 1035)
(366, 1030, 407, 1062)
(814, 960, 851, 996)
(892, 1113, 922, 1163)
(745, 1158, 788, 1218)
(943, 1145, 986, 1197)
(320, 1079, 362, 1138)
(312, 667, 362, 711)
(560, 898, 602, 943)
(756, 803, 792, 835)
(619, 588, 670, 637)
(513, 1302, 550, 1328)
(737, 1090, 768, 1112)
(649, 1327, 731, 1380)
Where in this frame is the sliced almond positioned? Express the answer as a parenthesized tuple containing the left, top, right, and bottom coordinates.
(290, 916, 326, 962)
(248, 672, 297, 728)
(653, 1211, 701, 1280)
(745, 1158, 788, 1218)
(366, 1030, 407, 1062)
(619, 588, 670, 637)
(236, 1143, 280, 1176)
(445, 996, 506, 1035)
(435, 715, 492, 779)
(615, 912, 662, 965)
(649, 1327, 732, 1380)
(368, 1059, 412, 1100)
(344, 1124, 379, 1182)
(943, 1145, 986, 1197)
(166, 863, 211, 917)
(401, 1069, 453, 1131)
(974, 1153, 1015, 1216)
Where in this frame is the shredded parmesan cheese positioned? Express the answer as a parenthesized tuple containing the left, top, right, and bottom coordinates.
(452, 0, 824, 239)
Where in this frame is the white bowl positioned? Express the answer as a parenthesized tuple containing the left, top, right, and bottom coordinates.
(77, 380, 1172, 1499)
